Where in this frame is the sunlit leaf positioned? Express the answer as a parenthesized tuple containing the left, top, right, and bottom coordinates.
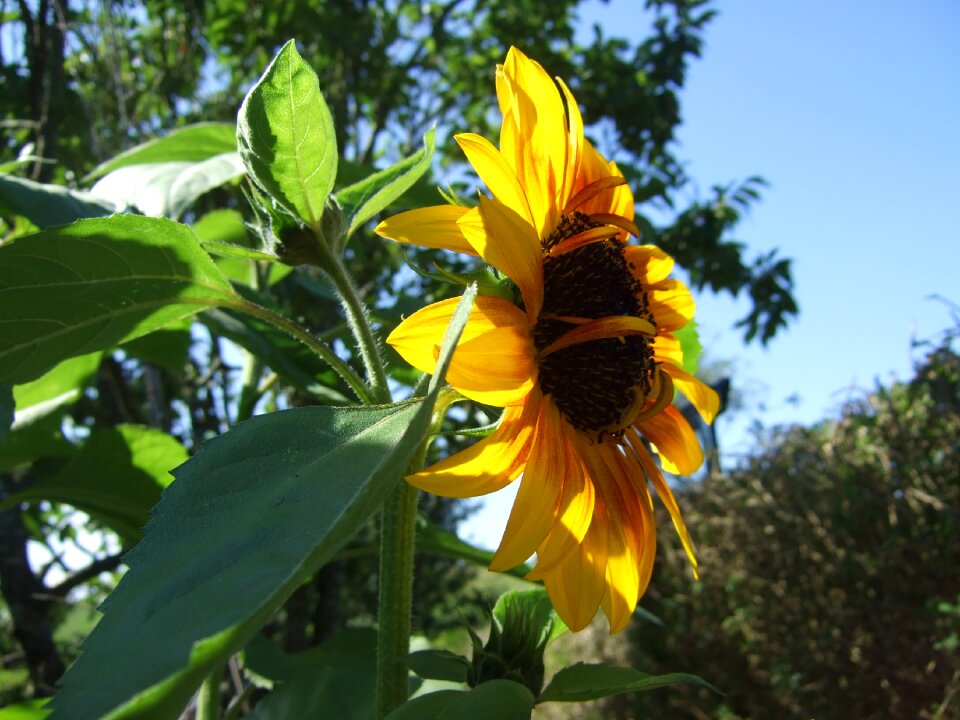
(0, 215, 238, 385)
(90, 154, 245, 220)
(337, 129, 436, 241)
(537, 663, 715, 703)
(0, 424, 188, 542)
(84, 123, 237, 182)
(237, 40, 337, 229)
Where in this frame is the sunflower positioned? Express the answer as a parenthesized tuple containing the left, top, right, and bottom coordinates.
(376, 47, 719, 633)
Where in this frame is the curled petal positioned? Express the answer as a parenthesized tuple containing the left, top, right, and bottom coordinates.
(663, 364, 720, 424)
(635, 404, 704, 477)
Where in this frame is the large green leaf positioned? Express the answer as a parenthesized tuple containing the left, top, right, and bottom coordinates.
(84, 123, 237, 182)
(0, 424, 188, 542)
(0, 174, 116, 228)
(0, 412, 75, 474)
(237, 40, 337, 229)
(89, 154, 245, 220)
(384, 682, 534, 720)
(0, 384, 12, 444)
(537, 663, 715, 703)
(0, 215, 238, 385)
(48, 286, 478, 719)
(245, 629, 377, 720)
(337, 129, 436, 242)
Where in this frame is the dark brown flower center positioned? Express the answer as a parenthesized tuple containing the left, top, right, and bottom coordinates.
(533, 212, 656, 436)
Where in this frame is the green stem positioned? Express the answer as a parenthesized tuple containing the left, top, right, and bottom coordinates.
(197, 669, 221, 720)
(314, 238, 392, 404)
(376, 479, 420, 719)
(376, 392, 457, 718)
(227, 298, 374, 405)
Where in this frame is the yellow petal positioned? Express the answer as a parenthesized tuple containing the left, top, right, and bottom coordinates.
(489, 399, 567, 571)
(454, 133, 534, 229)
(458, 198, 544, 319)
(625, 245, 674, 284)
(537, 315, 656, 358)
(526, 421, 595, 578)
(635, 404, 703, 477)
(648, 279, 695, 331)
(628, 434, 698, 575)
(499, 47, 568, 237)
(556, 77, 583, 209)
(408, 396, 540, 498)
(652, 333, 684, 366)
(387, 295, 536, 406)
(662, 364, 720, 424)
(375, 205, 477, 256)
(590, 447, 642, 633)
(542, 502, 609, 631)
(573, 140, 633, 222)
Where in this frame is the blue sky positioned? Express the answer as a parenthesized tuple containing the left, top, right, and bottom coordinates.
(462, 0, 960, 547)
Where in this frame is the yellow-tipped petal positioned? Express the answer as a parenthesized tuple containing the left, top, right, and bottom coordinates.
(628, 435, 698, 574)
(499, 47, 568, 237)
(663, 364, 720, 424)
(556, 77, 583, 209)
(408, 397, 540, 498)
(454, 133, 534, 229)
(489, 400, 566, 571)
(635, 404, 704, 476)
(374, 205, 477, 256)
(458, 198, 544, 319)
(542, 504, 610, 631)
(387, 295, 536, 406)
(625, 245, 674, 284)
(648, 279, 695, 332)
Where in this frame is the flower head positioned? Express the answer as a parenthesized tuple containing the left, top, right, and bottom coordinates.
(376, 47, 719, 633)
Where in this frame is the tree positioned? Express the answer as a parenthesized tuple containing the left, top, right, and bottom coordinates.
(628, 324, 960, 720)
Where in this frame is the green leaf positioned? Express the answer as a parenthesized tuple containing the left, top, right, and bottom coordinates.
(200, 308, 350, 405)
(0, 412, 75, 474)
(121, 322, 192, 373)
(84, 123, 237, 182)
(383, 691, 461, 720)
(13, 352, 101, 414)
(493, 588, 567, 647)
(407, 649, 471, 683)
(438, 680, 534, 720)
(337, 129, 436, 241)
(0, 384, 12, 444)
(89, 154, 245, 220)
(674, 319, 702, 375)
(0, 174, 116, 228)
(193, 209, 292, 286)
(0, 424, 188, 542)
(0, 699, 49, 719)
(48, 286, 478, 719)
(0, 215, 238, 385)
(537, 663, 716, 703)
(384, 682, 534, 720)
(415, 522, 529, 579)
(237, 40, 337, 228)
(245, 629, 378, 720)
